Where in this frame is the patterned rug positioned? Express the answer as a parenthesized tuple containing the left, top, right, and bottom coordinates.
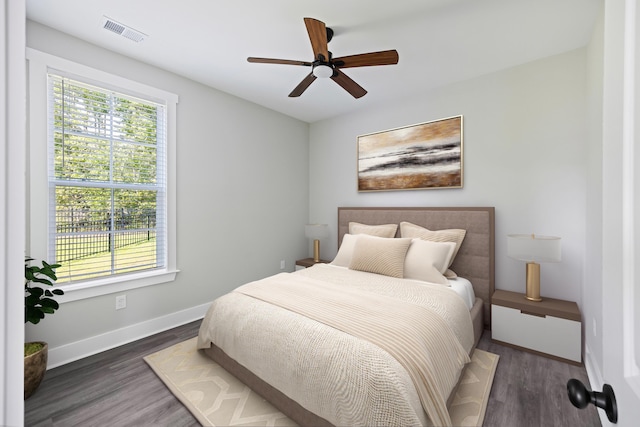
(145, 337, 499, 427)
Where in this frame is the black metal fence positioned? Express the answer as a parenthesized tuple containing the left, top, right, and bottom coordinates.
(55, 209, 156, 263)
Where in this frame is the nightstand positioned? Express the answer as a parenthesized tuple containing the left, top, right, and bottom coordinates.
(491, 289, 582, 365)
(295, 258, 330, 271)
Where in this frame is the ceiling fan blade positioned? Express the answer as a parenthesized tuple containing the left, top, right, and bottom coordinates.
(331, 70, 367, 98)
(333, 50, 399, 68)
(247, 57, 312, 66)
(304, 17, 329, 61)
(289, 73, 317, 97)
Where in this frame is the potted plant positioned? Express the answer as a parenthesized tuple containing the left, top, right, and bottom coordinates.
(24, 257, 63, 399)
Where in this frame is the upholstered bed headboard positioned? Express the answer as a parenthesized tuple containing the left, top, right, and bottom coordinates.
(337, 207, 495, 329)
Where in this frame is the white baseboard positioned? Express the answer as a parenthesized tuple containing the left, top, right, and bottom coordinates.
(584, 343, 603, 388)
(584, 343, 608, 426)
(46, 302, 210, 369)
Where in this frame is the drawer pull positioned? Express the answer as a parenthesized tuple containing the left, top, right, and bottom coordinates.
(521, 310, 546, 318)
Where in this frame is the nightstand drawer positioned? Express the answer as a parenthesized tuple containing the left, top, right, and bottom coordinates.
(492, 304, 581, 363)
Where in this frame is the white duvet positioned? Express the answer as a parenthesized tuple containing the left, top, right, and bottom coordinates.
(197, 264, 474, 426)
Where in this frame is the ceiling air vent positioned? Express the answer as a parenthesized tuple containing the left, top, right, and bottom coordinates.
(101, 16, 147, 43)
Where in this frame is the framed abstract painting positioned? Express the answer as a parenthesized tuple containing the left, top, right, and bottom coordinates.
(357, 115, 463, 191)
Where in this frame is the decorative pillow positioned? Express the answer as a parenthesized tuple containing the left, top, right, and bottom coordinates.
(404, 239, 456, 285)
(330, 233, 358, 267)
(348, 235, 412, 278)
(349, 222, 398, 238)
(399, 221, 466, 268)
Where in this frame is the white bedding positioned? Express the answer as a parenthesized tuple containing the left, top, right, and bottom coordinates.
(447, 277, 476, 310)
(197, 264, 474, 426)
(331, 264, 477, 310)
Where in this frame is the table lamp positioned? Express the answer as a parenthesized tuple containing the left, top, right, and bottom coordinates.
(305, 224, 329, 262)
(507, 234, 561, 302)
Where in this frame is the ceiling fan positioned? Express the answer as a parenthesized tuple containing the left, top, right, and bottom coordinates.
(247, 17, 399, 99)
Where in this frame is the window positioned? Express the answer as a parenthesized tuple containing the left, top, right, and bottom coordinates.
(28, 49, 178, 301)
(48, 74, 166, 283)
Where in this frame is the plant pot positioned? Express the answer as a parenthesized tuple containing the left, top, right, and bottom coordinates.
(24, 341, 48, 399)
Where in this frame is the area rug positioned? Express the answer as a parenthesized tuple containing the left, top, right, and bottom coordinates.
(145, 337, 499, 427)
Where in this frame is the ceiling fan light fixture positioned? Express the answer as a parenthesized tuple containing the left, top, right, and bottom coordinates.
(312, 64, 333, 78)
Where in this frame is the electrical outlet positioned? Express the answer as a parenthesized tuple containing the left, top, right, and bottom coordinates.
(280, 260, 285, 270)
(115, 295, 127, 310)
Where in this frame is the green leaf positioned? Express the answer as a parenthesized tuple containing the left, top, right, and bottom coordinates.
(28, 287, 44, 298)
(40, 298, 60, 310)
(32, 277, 54, 287)
(25, 306, 44, 324)
(25, 269, 36, 281)
(25, 295, 41, 306)
(26, 315, 41, 325)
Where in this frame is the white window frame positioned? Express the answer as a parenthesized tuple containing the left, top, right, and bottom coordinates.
(27, 49, 179, 302)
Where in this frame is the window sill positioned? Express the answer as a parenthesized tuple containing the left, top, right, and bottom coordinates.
(56, 269, 180, 303)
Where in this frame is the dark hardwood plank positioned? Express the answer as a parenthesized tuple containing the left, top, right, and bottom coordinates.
(24, 321, 202, 427)
(26, 322, 602, 426)
(477, 331, 601, 427)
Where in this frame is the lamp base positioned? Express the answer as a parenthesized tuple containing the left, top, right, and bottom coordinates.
(313, 239, 320, 263)
(526, 262, 542, 302)
(525, 262, 542, 302)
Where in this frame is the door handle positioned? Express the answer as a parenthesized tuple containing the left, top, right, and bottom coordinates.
(567, 378, 617, 423)
(520, 310, 546, 318)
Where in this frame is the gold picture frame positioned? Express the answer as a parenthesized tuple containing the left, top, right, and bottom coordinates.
(357, 115, 463, 191)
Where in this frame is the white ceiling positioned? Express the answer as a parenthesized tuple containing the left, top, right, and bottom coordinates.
(26, 0, 600, 123)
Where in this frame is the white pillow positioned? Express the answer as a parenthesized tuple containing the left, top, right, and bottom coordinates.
(349, 222, 398, 238)
(404, 239, 456, 285)
(399, 221, 466, 268)
(331, 234, 358, 267)
(348, 235, 412, 278)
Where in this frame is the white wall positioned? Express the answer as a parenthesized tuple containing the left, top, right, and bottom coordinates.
(309, 48, 588, 304)
(25, 21, 310, 365)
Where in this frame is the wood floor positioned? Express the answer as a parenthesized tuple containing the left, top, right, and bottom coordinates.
(476, 334, 601, 427)
(25, 321, 602, 427)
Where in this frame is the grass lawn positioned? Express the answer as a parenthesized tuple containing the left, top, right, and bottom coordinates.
(56, 238, 158, 283)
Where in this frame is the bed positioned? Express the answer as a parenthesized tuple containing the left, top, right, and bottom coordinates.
(197, 207, 495, 426)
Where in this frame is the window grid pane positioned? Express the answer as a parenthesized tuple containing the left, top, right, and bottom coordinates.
(48, 74, 166, 283)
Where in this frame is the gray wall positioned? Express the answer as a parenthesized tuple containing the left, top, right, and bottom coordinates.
(25, 21, 310, 355)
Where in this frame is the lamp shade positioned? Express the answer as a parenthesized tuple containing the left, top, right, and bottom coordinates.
(305, 224, 329, 240)
(507, 234, 561, 263)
